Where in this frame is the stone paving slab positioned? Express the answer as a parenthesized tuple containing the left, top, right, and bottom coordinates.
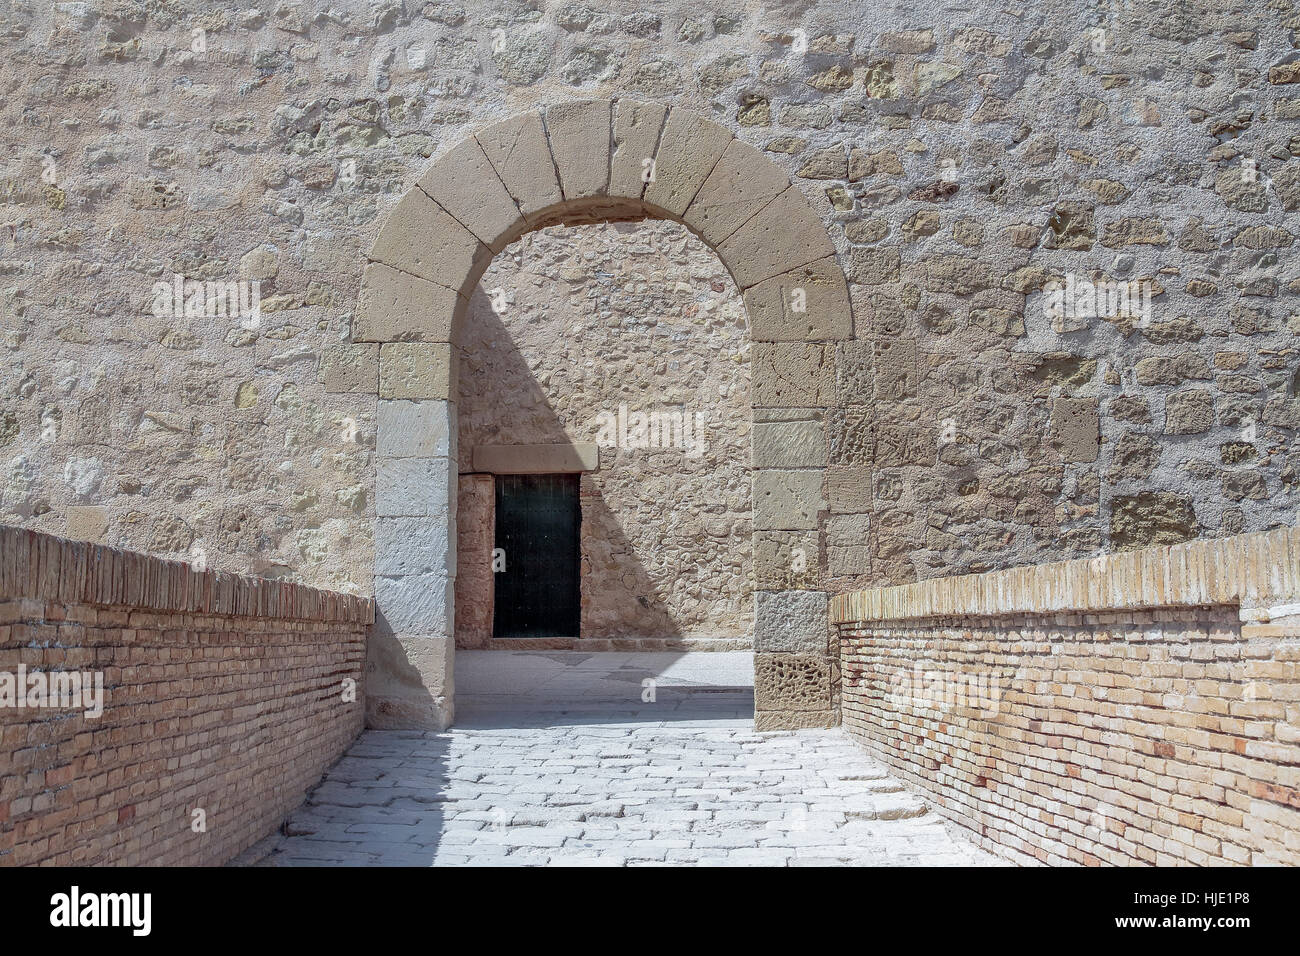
(253, 652, 999, 867)
(258, 720, 997, 867)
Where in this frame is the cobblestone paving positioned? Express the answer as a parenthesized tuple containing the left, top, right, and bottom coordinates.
(259, 655, 999, 867)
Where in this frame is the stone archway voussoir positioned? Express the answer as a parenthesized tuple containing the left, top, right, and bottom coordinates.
(543, 99, 613, 200)
(743, 256, 853, 342)
(642, 106, 734, 218)
(716, 185, 837, 290)
(355, 262, 458, 343)
(681, 138, 791, 248)
(475, 111, 563, 221)
(610, 99, 667, 202)
(415, 137, 529, 255)
(367, 187, 492, 300)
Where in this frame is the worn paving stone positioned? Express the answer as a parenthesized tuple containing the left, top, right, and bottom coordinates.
(259, 696, 999, 868)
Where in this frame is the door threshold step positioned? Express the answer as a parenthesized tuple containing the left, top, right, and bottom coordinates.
(469, 637, 753, 652)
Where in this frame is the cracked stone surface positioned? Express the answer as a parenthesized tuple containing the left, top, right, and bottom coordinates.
(255, 652, 999, 867)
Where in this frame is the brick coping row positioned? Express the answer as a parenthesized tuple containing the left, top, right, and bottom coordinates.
(0, 526, 374, 624)
(831, 526, 1300, 625)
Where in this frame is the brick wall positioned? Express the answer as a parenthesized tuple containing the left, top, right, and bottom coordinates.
(0, 527, 371, 866)
(833, 528, 1300, 866)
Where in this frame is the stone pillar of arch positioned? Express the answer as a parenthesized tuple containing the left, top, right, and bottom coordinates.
(334, 99, 854, 731)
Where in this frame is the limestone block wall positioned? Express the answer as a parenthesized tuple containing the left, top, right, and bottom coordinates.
(0, 526, 370, 865)
(454, 220, 753, 646)
(833, 527, 1300, 866)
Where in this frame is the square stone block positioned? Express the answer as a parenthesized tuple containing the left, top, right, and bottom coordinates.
(753, 343, 836, 408)
(376, 457, 453, 517)
(755, 590, 829, 654)
(824, 514, 871, 577)
(744, 256, 853, 342)
(824, 512, 870, 546)
(545, 99, 612, 200)
(871, 423, 938, 467)
(320, 343, 379, 393)
(754, 530, 821, 590)
(380, 342, 455, 400)
(1165, 388, 1214, 435)
(825, 464, 872, 513)
(476, 111, 564, 219)
(365, 631, 453, 730)
(643, 107, 733, 217)
(610, 99, 667, 200)
(717, 185, 837, 290)
(753, 469, 824, 530)
(374, 573, 453, 638)
(354, 262, 458, 344)
(828, 545, 871, 576)
(1051, 396, 1100, 462)
(754, 653, 833, 712)
(416, 137, 524, 253)
(368, 188, 492, 300)
(375, 517, 453, 577)
(377, 399, 455, 459)
(752, 418, 826, 469)
(683, 138, 790, 247)
(874, 339, 918, 400)
(835, 340, 873, 405)
(828, 408, 872, 466)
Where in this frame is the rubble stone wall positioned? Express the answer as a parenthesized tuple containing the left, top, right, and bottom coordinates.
(454, 221, 753, 647)
(3, 2, 1300, 729)
(3, 1, 1297, 589)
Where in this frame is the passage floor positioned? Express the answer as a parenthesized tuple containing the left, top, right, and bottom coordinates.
(257, 652, 999, 867)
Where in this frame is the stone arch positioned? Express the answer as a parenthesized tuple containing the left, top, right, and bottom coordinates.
(351, 99, 853, 732)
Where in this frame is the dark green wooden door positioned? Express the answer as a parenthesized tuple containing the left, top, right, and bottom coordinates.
(493, 474, 581, 638)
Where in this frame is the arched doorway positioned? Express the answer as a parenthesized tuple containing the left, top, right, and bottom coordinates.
(355, 99, 852, 731)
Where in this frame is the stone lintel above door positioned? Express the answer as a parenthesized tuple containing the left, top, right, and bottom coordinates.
(471, 443, 600, 474)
